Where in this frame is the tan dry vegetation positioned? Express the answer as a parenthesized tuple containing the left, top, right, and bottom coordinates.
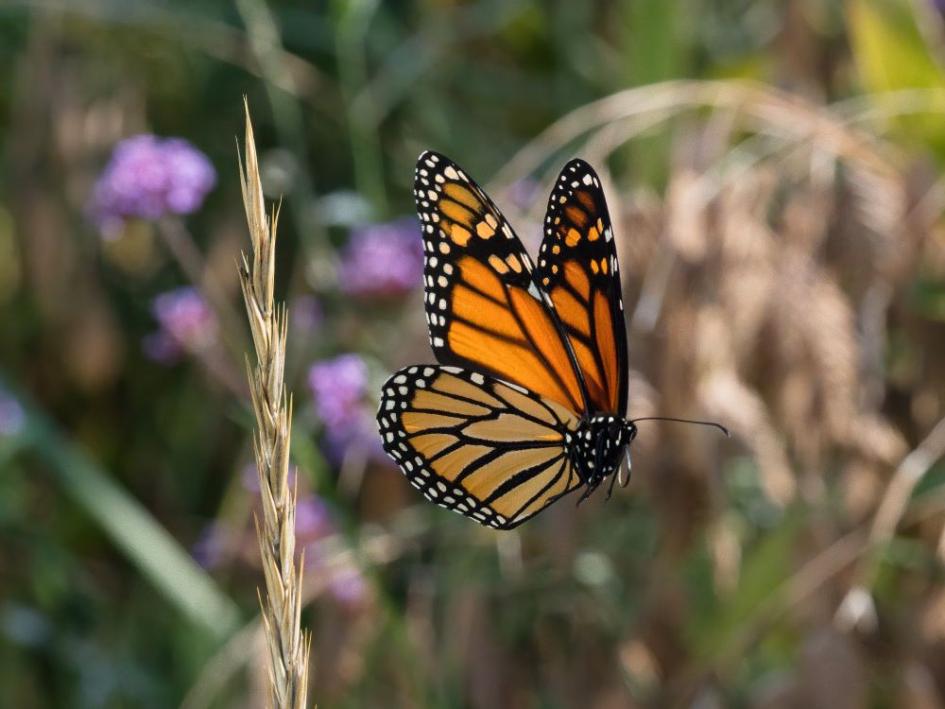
(478, 81, 945, 703)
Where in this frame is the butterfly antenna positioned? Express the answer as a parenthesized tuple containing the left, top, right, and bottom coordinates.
(630, 417, 730, 437)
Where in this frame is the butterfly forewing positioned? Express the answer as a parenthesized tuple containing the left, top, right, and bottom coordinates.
(536, 160, 628, 415)
(414, 151, 588, 414)
(377, 365, 583, 529)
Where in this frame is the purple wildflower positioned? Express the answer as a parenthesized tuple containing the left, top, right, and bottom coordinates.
(290, 295, 324, 334)
(91, 134, 216, 237)
(307, 354, 383, 460)
(295, 494, 334, 545)
(192, 523, 230, 570)
(0, 389, 25, 437)
(328, 566, 368, 610)
(337, 217, 423, 298)
(141, 332, 181, 364)
(308, 354, 369, 434)
(308, 544, 370, 610)
(143, 287, 217, 363)
(323, 415, 385, 464)
(504, 177, 541, 211)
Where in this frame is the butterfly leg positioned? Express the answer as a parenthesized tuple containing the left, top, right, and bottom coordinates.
(619, 448, 633, 488)
(576, 486, 591, 506)
(576, 480, 599, 506)
(605, 468, 619, 500)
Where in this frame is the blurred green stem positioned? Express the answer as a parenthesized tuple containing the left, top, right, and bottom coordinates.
(2, 374, 241, 640)
(859, 414, 945, 586)
(235, 0, 327, 255)
(334, 0, 387, 214)
(12, 0, 334, 109)
(157, 219, 245, 347)
(617, 0, 687, 185)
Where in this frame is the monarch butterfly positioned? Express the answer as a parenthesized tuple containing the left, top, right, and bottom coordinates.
(377, 151, 724, 530)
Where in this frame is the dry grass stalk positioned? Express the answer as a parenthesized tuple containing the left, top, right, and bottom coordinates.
(839, 415, 945, 614)
(237, 100, 311, 709)
(490, 79, 900, 192)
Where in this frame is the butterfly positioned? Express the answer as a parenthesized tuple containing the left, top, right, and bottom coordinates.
(377, 151, 715, 530)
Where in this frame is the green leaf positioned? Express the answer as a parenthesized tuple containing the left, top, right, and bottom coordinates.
(2, 375, 240, 640)
(621, 0, 685, 85)
(687, 511, 801, 661)
(617, 0, 690, 186)
(909, 278, 945, 321)
(848, 0, 945, 156)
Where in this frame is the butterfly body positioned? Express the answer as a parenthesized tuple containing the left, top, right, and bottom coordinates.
(378, 151, 634, 529)
(570, 415, 636, 497)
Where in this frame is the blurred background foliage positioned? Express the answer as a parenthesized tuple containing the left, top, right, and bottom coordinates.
(4, 0, 945, 707)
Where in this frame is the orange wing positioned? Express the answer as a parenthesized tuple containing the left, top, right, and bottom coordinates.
(536, 160, 628, 415)
(377, 365, 583, 529)
(414, 151, 588, 414)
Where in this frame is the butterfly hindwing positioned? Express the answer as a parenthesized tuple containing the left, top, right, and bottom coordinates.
(536, 160, 628, 415)
(414, 151, 588, 414)
(377, 364, 583, 529)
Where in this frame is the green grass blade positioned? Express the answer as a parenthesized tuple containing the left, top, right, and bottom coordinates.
(3, 375, 240, 639)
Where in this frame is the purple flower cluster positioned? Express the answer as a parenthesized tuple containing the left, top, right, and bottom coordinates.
(194, 484, 369, 609)
(327, 566, 368, 610)
(308, 354, 369, 434)
(295, 495, 368, 609)
(290, 295, 324, 334)
(0, 389, 25, 437)
(337, 217, 423, 298)
(91, 134, 216, 237)
(504, 177, 541, 211)
(295, 494, 333, 545)
(143, 287, 217, 364)
(307, 353, 382, 461)
(192, 523, 231, 570)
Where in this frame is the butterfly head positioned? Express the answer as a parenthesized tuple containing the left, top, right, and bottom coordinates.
(571, 415, 637, 498)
